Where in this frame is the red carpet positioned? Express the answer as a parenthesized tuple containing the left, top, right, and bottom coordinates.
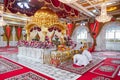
(77, 58, 120, 80)
(0, 47, 18, 54)
(0, 56, 54, 80)
(77, 72, 120, 80)
(57, 58, 103, 75)
(91, 63, 119, 78)
(104, 58, 120, 65)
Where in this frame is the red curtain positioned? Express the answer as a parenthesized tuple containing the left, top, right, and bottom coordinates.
(5, 25, 12, 47)
(67, 23, 73, 36)
(6, 26, 11, 39)
(88, 20, 100, 52)
(16, 27, 22, 40)
(87, 19, 105, 52)
(50, 0, 60, 7)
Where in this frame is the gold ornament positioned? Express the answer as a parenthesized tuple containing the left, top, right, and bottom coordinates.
(30, 7, 59, 27)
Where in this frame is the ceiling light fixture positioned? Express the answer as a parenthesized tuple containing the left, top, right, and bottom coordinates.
(96, 3, 112, 23)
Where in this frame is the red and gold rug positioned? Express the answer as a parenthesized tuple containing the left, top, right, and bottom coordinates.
(5, 71, 49, 80)
(90, 63, 119, 78)
(0, 56, 54, 80)
(57, 58, 103, 75)
(104, 58, 120, 65)
(77, 72, 120, 80)
(77, 58, 120, 80)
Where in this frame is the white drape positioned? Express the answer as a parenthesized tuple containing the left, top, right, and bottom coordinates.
(71, 25, 93, 49)
(30, 30, 38, 39)
(95, 28, 106, 51)
(72, 25, 93, 42)
(47, 30, 55, 40)
(55, 31, 62, 39)
(38, 31, 44, 42)
(95, 21, 120, 51)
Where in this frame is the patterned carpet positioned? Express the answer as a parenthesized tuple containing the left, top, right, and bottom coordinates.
(0, 56, 54, 80)
(57, 58, 103, 75)
(0, 58, 22, 74)
(5, 71, 48, 80)
(91, 63, 120, 78)
(77, 58, 120, 80)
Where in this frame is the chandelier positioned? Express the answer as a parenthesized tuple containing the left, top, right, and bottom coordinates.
(96, 3, 112, 23)
(58, 0, 78, 3)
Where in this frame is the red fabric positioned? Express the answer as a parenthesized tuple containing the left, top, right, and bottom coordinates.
(88, 20, 100, 52)
(6, 26, 11, 39)
(77, 58, 120, 80)
(0, 56, 54, 80)
(73, 64, 84, 68)
(67, 23, 73, 36)
(50, 0, 60, 7)
(64, 4, 72, 12)
(88, 45, 95, 52)
(74, 9, 79, 16)
(111, 17, 116, 21)
(17, 27, 22, 40)
(91, 63, 119, 78)
(103, 58, 120, 65)
(77, 71, 120, 80)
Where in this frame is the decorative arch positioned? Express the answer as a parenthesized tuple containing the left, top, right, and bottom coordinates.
(71, 25, 93, 50)
(72, 25, 92, 42)
(96, 21, 120, 51)
(25, 23, 41, 41)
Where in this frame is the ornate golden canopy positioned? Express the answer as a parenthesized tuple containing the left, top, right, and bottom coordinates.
(30, 7, 59, 27)
(25, 7, 67, 41)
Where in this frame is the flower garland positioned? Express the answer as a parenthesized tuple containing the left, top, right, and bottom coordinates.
(17, 40, 55, 49)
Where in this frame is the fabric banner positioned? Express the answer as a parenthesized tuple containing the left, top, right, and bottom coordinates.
(5, 26, 11, 40)
(4, 25, 12, 47)
(67, 23, 73, 36)
(16, 27, 22, 40)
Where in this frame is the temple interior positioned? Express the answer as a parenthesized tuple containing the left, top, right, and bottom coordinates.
(0, 0, 120, 80)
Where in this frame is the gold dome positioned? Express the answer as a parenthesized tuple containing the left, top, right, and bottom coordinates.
(30, 7, 59, 27)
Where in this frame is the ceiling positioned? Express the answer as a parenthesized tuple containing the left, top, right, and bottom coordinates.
(65, 0, 120, 20)
(1, 0, 120, 25)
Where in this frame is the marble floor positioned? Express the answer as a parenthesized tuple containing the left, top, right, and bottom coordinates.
(0, 49, 119, 80)
(0, 51, 80, 80)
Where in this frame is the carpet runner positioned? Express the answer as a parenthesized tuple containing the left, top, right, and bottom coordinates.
(57, 58, 103, 75)
(77, 58, 120, 80)
(90, 63, 119, 78)
(0, 56, 54, 80)
(5, 71, 49, 80)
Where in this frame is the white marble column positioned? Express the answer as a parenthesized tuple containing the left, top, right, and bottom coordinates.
(22, 30, 26, 40)
(12, 26, 16, 46)
(0, 26, 4, 46)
